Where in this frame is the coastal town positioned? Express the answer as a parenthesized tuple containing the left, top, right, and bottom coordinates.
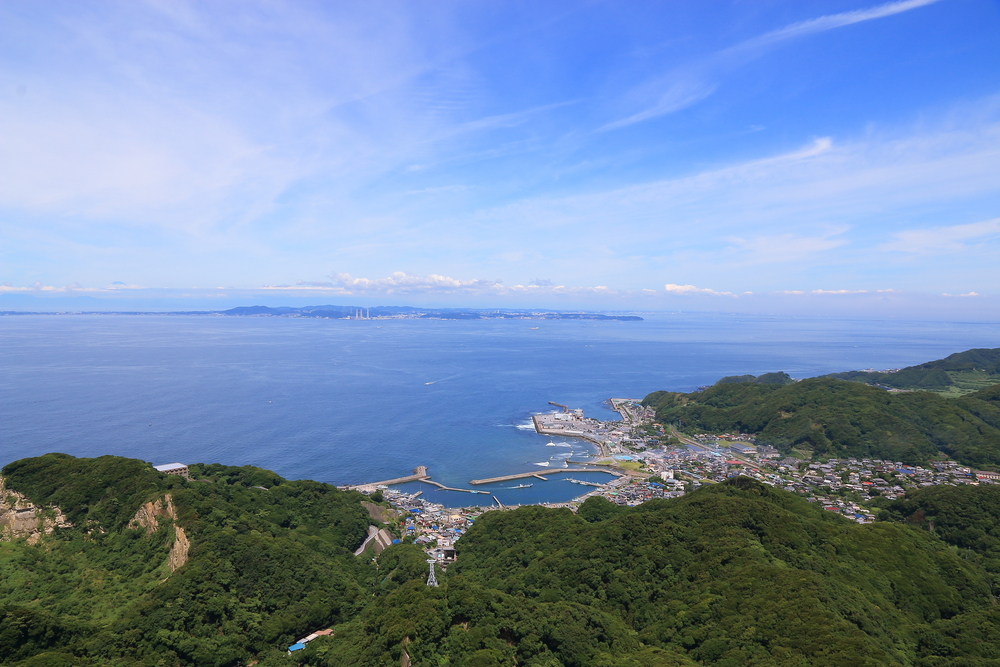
(358, 398, 1000, 564)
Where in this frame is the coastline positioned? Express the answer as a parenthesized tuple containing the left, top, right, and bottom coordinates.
(348, 398, 656, 509)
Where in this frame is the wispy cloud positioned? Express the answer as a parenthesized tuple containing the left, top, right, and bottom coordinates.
(471, 103, 1000, 292)
(663, 284, 738, 297)
(724, 227, 848, 265)
(882, 218, 1000, 254)
(731, 0, 944, 53)
(811, 289, 869, 294)
(262, 272, 625, 297)
(0, 282, 104, 293)
(605, 0, 944, 129)
(329, 272, 504, 295)
(600, 80, 716, 131)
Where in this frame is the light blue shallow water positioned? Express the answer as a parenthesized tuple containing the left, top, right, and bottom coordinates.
(1, 313, 996, 506)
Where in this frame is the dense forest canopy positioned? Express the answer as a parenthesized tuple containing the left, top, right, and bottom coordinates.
(0, 455, 374, 666)
(6, 455, 1000, 666)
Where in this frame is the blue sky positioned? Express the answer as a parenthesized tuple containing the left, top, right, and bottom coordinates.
(2, 0, 1000, 315)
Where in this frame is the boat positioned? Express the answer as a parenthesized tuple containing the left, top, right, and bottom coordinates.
(512, 483, 533, 489)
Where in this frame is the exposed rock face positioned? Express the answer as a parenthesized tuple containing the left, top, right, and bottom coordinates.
(128, 494, 189, 571)
(168, 525, 190, 571)
(0, 475, 72, 544)
(128, 494, 178, 534)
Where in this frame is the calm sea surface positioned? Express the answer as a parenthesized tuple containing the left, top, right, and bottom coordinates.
(1, 313, 997, 506)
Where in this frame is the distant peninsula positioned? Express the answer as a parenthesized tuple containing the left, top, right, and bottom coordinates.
(1, 304, 643, 321)
(218, 305, 643, 321)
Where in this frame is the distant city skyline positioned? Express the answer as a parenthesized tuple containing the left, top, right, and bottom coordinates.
(2, 0, 999, 317)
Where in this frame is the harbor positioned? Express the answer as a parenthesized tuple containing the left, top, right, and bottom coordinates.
(349, 467, 490, 495)
(347, 398, 656, 505)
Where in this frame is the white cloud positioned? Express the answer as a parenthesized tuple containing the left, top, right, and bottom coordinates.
(260, 272, 634, 297)
(0, 282, 103, 293)
(328, 271, 504, 294)
(882, 218, 1000, 254)
(664, 284, 736, 297)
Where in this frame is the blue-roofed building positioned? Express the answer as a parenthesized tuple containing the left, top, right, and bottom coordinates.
(288, 643, 306, 653)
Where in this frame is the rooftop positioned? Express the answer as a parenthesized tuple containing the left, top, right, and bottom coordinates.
(154, 463, 187, 472)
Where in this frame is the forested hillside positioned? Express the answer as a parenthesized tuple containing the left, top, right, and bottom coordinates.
(0, 454, 378, 666)
(643, 379, 1000, 467)
(298, 478, 1000, 667)
(6, 456, 1000, 666)
(827, 347, 1000, 394)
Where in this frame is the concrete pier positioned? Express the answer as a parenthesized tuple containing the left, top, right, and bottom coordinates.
(350, 466, 429, 492)
(469, 467, 616, 485)
(420, 479, 486, 494)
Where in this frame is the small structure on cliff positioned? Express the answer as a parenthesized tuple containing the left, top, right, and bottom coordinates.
(154, 462, 190, 480)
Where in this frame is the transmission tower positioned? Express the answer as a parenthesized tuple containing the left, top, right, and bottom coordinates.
(426, 558, 439, 587)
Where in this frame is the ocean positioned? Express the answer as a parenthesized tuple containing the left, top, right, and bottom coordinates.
(1, 312, 996, 506)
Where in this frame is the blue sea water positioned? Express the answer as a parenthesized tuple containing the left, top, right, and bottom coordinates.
(1, 313, 997, 507)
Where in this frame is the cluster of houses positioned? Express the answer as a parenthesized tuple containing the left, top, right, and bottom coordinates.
(773, 458, 1000, 499)
(383, 489, 485, 562)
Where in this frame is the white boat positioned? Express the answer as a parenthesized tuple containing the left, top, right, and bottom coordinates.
(512, 483, 533, 489)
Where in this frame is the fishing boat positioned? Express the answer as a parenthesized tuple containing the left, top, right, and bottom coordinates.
(512, 483, 533, 489)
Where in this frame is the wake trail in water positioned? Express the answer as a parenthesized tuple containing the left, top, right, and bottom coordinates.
(424, 373, 462, 386)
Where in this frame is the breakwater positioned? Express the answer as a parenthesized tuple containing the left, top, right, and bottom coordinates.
(470, 467, 618, 485)
(349, 466, 429, 492)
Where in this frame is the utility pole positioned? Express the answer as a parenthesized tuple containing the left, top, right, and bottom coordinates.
(426, 559, 439, 587)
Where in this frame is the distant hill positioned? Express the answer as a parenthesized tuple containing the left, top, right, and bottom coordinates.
(644, 378, 1000, 467)
(715, 371, 794, 386)
(827, 347, 1000, 395)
